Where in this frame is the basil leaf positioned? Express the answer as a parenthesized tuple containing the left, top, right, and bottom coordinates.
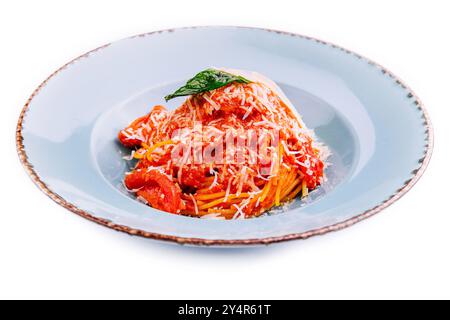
(164, 69, 251, 101)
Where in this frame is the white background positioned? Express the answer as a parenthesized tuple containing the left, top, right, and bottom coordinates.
(1, 0, 448, 300)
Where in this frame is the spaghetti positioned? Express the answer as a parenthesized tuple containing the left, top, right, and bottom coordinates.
(118, 68, 327, 219)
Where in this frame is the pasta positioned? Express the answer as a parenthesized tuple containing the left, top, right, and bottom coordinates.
(118, 68, 327, 219)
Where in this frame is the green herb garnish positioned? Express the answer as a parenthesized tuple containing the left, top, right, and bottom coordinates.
(164, 69, 251, 101)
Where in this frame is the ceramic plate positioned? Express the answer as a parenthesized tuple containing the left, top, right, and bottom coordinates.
(17, 26, 433, 246)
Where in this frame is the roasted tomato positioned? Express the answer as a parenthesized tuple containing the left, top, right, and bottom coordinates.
(118, 105, 168, 148)
(125, 169, 182, 214)
(118, 114, 150, 148)
(177, 165, 208, 189)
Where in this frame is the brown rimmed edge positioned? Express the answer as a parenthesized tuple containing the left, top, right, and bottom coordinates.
(16, 26, 434, 246)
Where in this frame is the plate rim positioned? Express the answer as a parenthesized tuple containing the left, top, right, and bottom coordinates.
(15, 26, 434, 246)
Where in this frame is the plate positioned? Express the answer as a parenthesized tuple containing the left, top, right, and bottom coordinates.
(16, 26, 433, 246)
